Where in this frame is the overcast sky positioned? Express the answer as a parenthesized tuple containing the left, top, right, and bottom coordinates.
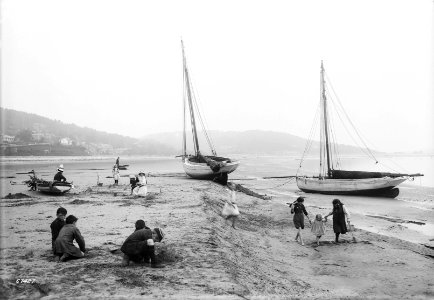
(2, 0, 433, 152)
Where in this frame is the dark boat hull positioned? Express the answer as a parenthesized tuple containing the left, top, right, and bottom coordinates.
(298, 186, 400, 198)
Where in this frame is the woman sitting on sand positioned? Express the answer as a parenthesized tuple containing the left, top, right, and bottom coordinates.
(54, 215, 86, 262)
(290, 197, 311, 246)
(132, 171, 147, 196)
(324, 199, 351, 243)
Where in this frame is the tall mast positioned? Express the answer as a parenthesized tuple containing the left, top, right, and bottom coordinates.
(181, 41, 200, 155)
(182, 41, 187, 160)
(321, 61, 332, 177)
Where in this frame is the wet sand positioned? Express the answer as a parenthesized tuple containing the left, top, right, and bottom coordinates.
(1, 174, 434, 299)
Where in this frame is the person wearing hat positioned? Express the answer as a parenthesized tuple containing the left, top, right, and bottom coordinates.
(54, 164, 67, 182)
(132, 171, 147, 196)
(120, 222, 164, 268)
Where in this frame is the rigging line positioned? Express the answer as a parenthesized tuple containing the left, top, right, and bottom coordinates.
(328, 105, 341, 169)
(188, 72, 217, 155)
(253, 177, 295, 190)
(325, 91, 336, 171)
(187, 66, 217, 154)
(304, 106, 320, 160)
(324, 72, 378, 163)
(377, 161, 404, 174)
(297, 103, 321, 173)
(326, 89, 375, 161)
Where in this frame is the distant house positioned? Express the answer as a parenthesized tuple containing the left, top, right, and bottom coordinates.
(31, 132, 44, 142)
(1, 134, 15, 144)
(59, 137, 73, 146)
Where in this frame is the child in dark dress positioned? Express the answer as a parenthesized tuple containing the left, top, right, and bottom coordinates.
(290, 197, 311, 246)
(50, 207, 67, 254)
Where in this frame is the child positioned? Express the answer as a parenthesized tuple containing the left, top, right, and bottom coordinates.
(112, 165, 120, 185)
(311, 214, 327, 245)
(50, 207, 67, 254)
(221, 190, 240, 229)
(120, 222, 164, 268)
(54, 215, 86, 262)
(290, 197, 311, 246)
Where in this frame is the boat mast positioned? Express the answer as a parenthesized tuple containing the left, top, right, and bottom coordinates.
(181, 41, 201, 155)
(182, 42, 187, 161)
(321, 61, 332, 177)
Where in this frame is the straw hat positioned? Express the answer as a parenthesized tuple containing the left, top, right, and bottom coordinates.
(58, 164, 64, 172)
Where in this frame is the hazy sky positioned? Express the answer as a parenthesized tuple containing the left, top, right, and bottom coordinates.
(2, 0, 433, 152)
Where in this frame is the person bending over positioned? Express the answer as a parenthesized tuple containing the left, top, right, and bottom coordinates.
(121, 221, 164, 268)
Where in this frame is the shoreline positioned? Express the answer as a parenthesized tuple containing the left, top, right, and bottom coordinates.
(1, 176, 434, 298)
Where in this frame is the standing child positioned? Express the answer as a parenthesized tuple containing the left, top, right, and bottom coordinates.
(112, 165, 120, 185)
(311, 214, 327, 245)
(290, 197, 311, 246)
(222, 190, 240, 229)
(50, 207, 67, 255)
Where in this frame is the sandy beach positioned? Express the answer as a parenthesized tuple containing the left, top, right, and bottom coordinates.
(1, 170, 434, 299)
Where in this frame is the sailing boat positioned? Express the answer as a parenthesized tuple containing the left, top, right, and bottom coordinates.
(180, 41, 239, 182)
(296, 62, 423, 198)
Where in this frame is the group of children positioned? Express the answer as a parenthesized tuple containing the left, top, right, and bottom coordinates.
(289, 197, 352, 246)
(50, 207, 165, 267)
(50, 207, 86, 262)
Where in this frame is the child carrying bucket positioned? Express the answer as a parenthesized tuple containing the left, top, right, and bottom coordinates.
(222, 189, 240, 229)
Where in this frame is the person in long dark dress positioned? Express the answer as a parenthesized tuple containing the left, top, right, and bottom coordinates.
(290, 197, 311, 246)
(324, 199, 351, 243)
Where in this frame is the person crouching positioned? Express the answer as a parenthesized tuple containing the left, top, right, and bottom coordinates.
(54, 215, 86, 262)
(121, 221, 164, 268)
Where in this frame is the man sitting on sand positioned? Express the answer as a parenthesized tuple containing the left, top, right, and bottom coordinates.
(120, 220, 164, 268)
(54, 215, 86, 262)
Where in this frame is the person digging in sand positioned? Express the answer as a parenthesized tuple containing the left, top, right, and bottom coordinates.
(290, 197, 311, 246)
(54, 215, 86, 262)
(120, 221, 164, 268)
(324, 199, 351, 243)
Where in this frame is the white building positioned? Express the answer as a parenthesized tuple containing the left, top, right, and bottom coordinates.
(1, 135, 15, 143)
(59, 137, 73, 146)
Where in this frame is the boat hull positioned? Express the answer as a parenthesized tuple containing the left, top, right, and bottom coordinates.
(183, 158, 239, 179)
(296, 176, 406, 198)
(36, 182, 73, 194)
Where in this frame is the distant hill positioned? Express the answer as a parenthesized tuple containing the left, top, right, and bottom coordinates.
(0, 108, 176, 156)
(1, 108, 373, 156)
(142, 130, 371, 156)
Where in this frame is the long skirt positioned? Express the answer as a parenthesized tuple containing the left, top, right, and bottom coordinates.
(333, 215, 347, 234)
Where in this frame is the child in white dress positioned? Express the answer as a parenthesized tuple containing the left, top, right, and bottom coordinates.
(311, 214, 327, 245)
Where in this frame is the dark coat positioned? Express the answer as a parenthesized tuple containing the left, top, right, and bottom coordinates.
(54, 172, 66, 182)
(50, 218, 65, 252)
(54, 224, 85, 257)
(121, 228, 153, 256)
(292, 203, 308, 229)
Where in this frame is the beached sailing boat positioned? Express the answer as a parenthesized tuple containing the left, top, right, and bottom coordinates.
(296, 62, 423, 198)
(180, 41, 239, 182)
